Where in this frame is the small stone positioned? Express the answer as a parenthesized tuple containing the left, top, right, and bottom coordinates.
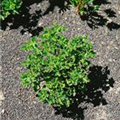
(101, 41, 105, 45)
(37, 3, 41, 7)
(0, 90, 4, 106)
(0, 90, 4, 101)
(1, 109, 4, 114)
(107, 18, 112, 24)
(115, 87, 120, 94)
(6, 27, 10, 31)
(64, 17, 67, 20)
(108, 58, 112, 62)
(38, 22, 43, 27)
(24, 32, 28, 35)
(108, 87, 114, 93)
(115, 47, 119, 50)
(29, 34, 32, 37)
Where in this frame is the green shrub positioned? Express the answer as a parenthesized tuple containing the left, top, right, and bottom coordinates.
(70, 0, 99, 15)
(20, 24, 95, 107)
(0, 0, 22, 20)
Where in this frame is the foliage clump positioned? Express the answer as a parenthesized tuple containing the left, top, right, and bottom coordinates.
(20, 24, 95, 107)
(0, 0, 22, 20)
(70, 0, 99, 15)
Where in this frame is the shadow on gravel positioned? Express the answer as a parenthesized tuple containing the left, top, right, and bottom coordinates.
(81, 0, 120, 30)
(1, 0, 69, 36)
(1, 0, 44, 36)
(54, 65, 115, 120)
(43, 0, 69, 15)
(43, 0, 70, 15)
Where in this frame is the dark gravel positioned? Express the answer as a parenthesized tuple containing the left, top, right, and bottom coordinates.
(1, 0, 120, 120)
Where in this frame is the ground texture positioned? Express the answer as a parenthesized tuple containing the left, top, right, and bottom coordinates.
(0, 0, 120, 120)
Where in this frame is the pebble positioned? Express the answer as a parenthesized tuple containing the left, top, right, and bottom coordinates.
(115, 87, 120, 94)
(38, 22, 43, 27)
(0, 90, 4, 106)
(108, 58, 113, 62)
(1, 109, 4, 114)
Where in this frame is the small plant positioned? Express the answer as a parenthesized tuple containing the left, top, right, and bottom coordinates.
(0, 0, 22, 20)
(20, 24, 95, 107)
(70, 0, 99, 16)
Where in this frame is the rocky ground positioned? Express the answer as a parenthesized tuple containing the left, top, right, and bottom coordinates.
(0, 0, 120, 120)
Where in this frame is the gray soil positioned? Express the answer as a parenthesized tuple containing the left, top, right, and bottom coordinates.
(0, 0, 120, 120)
